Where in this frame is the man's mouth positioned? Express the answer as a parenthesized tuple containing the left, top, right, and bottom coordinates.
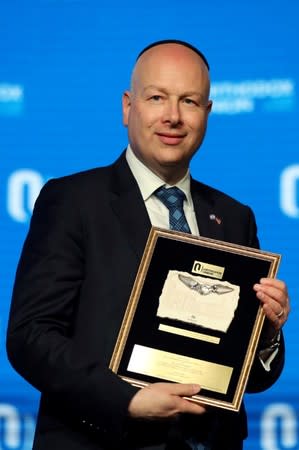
(156, 133, 185, 145)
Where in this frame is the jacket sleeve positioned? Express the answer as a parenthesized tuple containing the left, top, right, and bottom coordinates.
(6, 178, 138, 445)
(244, 205, 285, 393)
(246, 333, 285, 393)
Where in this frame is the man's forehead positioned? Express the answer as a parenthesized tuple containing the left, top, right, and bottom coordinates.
(134, 44, 209, 78)
(136, 39, 210, 71)
(130, 42, 211, 97)
(134, 51, 209, 86)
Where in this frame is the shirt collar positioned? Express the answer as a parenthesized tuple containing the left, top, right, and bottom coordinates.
(125, 145, 193, 205)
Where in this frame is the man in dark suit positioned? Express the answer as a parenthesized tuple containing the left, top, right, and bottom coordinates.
(7, 40, 290, 450)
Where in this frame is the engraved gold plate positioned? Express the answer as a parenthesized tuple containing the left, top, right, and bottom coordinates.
(127, 345, 233, 394)
(158, 324, 220, 344)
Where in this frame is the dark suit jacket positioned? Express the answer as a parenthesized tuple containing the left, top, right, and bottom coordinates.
(6, 152, 284, 450)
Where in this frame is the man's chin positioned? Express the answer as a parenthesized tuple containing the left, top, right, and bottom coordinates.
(154, 159, 189, 183)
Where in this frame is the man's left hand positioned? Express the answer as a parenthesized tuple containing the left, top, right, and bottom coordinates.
(254, 278, 290, 332)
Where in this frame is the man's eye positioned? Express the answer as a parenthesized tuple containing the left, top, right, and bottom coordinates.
(150, 95, 162, 101)
(184, 98, 197, 105)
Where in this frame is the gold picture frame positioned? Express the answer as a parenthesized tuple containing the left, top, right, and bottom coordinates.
(110, 227, 281, 411)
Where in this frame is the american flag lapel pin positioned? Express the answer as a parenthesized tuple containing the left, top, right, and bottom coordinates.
(209, 214, 222, 225)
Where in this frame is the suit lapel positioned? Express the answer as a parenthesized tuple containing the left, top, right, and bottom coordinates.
(109, 153, 152, 261)
(109, 155, 225, 257)
(191, 179, 225, 241)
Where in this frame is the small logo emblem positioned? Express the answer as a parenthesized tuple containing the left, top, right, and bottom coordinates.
(192, 261, 225, 279)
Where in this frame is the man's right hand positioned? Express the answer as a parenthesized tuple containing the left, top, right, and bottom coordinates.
(128, 382, 206, 420)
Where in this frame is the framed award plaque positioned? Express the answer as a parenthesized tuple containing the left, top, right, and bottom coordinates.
(110, 227, 281, 411)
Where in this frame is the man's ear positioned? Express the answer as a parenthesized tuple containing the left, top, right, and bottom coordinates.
(207, 100, 213, 113)
(122, 91, 131, 126)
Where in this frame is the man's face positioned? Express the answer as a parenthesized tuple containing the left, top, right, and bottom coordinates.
(122, 43, 212, 184)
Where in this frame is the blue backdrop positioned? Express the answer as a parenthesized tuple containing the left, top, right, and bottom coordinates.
(1, 1, 298, 449)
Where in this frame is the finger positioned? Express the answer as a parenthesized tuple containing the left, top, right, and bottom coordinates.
(254, 283, 286, 304)
(253, 281, 290, 331)
(253, 280, 289, 312)
(263, 298, 289, 319)
(179, 397, 206, 415)
(259, 278, 287, 290)
(128, 383, 203, 419)
(261, 302, 284, 330)
(255, 286, 290, 314)
(153, 382, 201, 397)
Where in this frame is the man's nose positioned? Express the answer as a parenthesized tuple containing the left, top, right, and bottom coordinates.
(162, 99, 182, 125)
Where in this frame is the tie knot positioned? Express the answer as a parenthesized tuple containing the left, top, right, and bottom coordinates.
(154, 186, 191, 233)
(154, 186, 186, 211)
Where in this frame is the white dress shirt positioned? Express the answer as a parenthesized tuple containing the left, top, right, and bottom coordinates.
(126, 145, 199, 236)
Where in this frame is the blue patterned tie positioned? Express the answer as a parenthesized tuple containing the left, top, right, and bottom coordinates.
(155, 186, 191, 234)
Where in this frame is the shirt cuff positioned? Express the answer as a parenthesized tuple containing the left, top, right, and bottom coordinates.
(258, 330, 281, 372)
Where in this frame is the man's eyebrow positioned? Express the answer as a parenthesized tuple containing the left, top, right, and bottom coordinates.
(141, 85, 168, 94)
(181, 91, 205, 98)
(141, 85, 204, 98)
